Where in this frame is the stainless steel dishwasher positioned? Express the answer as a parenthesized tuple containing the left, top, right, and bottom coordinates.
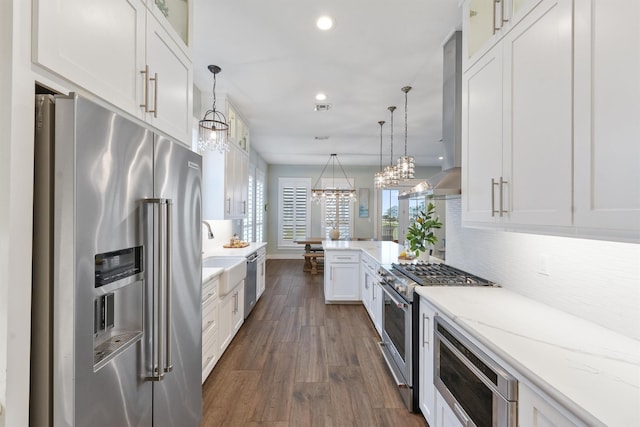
(244, 252, 258, 318)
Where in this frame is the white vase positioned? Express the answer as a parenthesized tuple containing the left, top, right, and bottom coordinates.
(329, 227, 340, 240)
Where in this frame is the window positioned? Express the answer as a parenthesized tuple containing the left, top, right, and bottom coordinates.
(319, 177, 354, 239)
(255, 169, 265, 242)
(278, 178, 310, 247)
(243, 172, 255, 242)
(380, 189, 399, 241)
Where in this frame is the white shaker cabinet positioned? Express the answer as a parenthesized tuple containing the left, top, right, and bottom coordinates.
(324, 250, 360, 303)
(519, 383, 586, 427)
(360, 253, 381, 335)
(463, 0, 573, 229)
(573, 0, 640, 238)
(218, 282, 244, 354)
(201, 274, 219, 383)
(33, 0, 192, 144)
(256, 247, 267, 300)
(434, 390, 464, 427)
(419, 298, 438, 427)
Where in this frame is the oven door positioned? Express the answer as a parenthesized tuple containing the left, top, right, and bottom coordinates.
(379, 282, 413, 408)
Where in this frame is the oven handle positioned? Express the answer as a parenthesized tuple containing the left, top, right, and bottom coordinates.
(380, 283, 409, 311)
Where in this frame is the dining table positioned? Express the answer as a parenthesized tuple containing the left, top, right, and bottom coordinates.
(294, 237, 324, 273)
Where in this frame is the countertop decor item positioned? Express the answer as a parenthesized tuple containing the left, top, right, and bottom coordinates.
(406, 202, 442, 258)
(198, 65, 230, 153)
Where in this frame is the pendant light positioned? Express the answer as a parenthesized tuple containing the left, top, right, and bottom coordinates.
(198, 65, 230, 153)
(311, 153, 357, 203)
(374, 120, 386, 189)
(384, 106, 399, 187)
(397, 85, 415, 180)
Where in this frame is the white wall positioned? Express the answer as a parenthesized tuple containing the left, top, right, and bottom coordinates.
(446, 198, 640, 340)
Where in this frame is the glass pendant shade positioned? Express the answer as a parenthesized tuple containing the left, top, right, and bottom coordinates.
(198, 65, 230, 153)
(311, 154, 357, 204)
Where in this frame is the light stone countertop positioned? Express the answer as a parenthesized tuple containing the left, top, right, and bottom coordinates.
(322, 240, 403, 265)
(203, 242, 267, 259)
(202, 267, 223, 284)
(414, 286, 640, 427)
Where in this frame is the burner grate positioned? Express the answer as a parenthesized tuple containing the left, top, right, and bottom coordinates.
(391, 262, 493, 287)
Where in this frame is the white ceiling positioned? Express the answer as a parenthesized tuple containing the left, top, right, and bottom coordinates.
(192, 0, 462, 167)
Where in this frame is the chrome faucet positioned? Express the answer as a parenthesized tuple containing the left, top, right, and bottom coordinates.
(202, 221, 214, 239)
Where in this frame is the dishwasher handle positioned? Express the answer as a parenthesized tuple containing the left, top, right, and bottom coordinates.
(247, 252, 259, 262)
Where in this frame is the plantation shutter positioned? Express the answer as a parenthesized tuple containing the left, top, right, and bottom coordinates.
(278, 178, 310, 247)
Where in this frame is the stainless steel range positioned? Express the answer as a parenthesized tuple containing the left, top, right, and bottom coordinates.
(377, 261, 495, 412)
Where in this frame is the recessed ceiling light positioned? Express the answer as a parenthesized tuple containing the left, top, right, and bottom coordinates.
(316, 16, 333, 30)
(315, 93, 327, 101)
(438, 156, 444, 160)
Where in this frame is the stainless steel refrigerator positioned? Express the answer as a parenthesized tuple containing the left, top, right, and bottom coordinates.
(32, 93, 202, 426)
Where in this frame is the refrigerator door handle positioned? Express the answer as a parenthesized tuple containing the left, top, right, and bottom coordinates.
(164, 199, 173, 373)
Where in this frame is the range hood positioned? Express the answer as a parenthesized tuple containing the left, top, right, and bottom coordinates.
(400, 31, 462, 199)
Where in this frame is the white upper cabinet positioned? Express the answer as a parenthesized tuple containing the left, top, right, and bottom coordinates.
(573, 0, 640, 239)
(33, 0, 192, 144)
(463, 0, 573, 228)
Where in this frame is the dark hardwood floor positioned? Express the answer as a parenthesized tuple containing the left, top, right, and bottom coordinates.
(201, 259, 427, 427)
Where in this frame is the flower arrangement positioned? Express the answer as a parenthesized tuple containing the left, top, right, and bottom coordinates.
(405, 202, 442, 257)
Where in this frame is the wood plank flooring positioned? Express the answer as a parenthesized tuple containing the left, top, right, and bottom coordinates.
(201, 259, 427, 427)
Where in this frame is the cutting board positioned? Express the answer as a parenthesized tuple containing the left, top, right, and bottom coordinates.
(223, 242, 249, 248)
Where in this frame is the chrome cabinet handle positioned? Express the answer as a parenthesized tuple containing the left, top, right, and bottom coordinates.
(493, 0, 499, 34)
(501, 0, 508, 24)
(226, 198, 231, 214)
(149, 72, 158, 118)
(491, 178, 499, 217)
(499, 177, 508, 217)
(453, 402, 471, 426)
(140, 65, 150, 112)
(422, 314, 429, 346)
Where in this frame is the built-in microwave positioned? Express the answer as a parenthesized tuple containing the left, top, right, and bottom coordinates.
(434, 316, 518, 427)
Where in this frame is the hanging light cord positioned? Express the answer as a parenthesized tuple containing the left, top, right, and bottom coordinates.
(388, 106, 396, 166)
(403, 86, 411, 156)
(211, 70, 218, 113)
(378, 121, 385, 171)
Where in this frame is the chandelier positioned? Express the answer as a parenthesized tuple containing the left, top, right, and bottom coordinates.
(311, 154, 357, 203)
(397, 86, 415, 180)
(374, 120, 386, 189)
(198, 65, 230, 153)
(383, 106, 399, 187)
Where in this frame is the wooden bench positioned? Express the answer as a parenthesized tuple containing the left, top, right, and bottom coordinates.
(303, 252, 324, 275)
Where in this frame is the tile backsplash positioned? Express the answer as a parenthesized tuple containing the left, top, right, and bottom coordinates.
(446, 198, 640, 340)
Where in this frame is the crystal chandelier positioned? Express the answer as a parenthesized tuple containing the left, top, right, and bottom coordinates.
(397, 86, 415, 180)
(311, 154, 357, 204)
(374, 120, 386, 189)
(383, 106, 399, 187)
(198, 65, 230, 153)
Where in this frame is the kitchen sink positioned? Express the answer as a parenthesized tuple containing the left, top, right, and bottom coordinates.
(202, 256, 247, 296)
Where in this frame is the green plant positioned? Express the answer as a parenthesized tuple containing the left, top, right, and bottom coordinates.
(406, 202, 442, 256)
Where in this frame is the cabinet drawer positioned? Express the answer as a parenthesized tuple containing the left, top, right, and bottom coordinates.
(202, 329, 218, 369)
(326, 251, 360, 263)
(202, 276, 219, 303)
(202, 298, 218, 333)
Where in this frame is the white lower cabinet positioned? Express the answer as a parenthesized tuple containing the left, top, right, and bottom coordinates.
(218, 282, 244, 354)
(201, 274, 220, 383)
(435, 390, 464, 427)
(360, 253, 382, 335)
(324, 250, 360, 303)
(419, 297, 438, 427)
(519, 383, 585, 427)
(256, 248, 266, 300)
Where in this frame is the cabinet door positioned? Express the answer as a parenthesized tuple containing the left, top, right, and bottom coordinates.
(146, 12, 193, 143)
(218, 293, 233, 353)
(502, 0, 572, 227)
(372, 284, 383, 336)
(573, 0, 640, 237)
(435, 390, 464, 427)
(234, 150, 249, 217)
(519, 383, 585, 426)
(34, 0, 146, 116)
(232, 286, 245, 333)
(256, 256, 266, 299)
(462, 44, 504, 224)
(465, 0, 497, 60)
(419, 299, 438, 427)
(326, 263, 360, 301)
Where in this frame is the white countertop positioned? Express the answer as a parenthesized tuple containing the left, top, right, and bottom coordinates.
(323, 240, 403, 265)
(414, 286, 640, 426)
(202, 267, 223, 283)
(203, 242, 266, 258)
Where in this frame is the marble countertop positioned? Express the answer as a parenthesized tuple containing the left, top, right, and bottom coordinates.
(203, 242, 266, 258)
(414, 286, 640, 426)
(322, 240, 403, 265)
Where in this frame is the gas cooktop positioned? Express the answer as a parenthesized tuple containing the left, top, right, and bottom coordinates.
(391, 262, 495, 287)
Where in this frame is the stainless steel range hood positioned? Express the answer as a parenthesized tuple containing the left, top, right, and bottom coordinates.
(401, 31, 462, 200)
